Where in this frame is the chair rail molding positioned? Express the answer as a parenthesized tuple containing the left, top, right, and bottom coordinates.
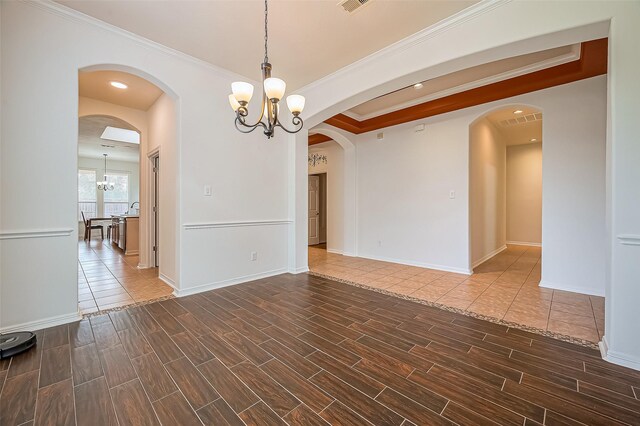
(183, 220, 292, 230)
(617, 234, 640, 246)
(0, 228, 75, 240)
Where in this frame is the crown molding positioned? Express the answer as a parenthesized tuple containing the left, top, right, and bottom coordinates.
(320, 38, 607, 136)
(23, 0, 249, 82)
(342, 45, 580, 121)
(297, 0, 512, 95)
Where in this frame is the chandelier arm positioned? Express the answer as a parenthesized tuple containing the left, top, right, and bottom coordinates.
(235, 116, 267, 134)
(236, 103, 267, 129)
(274, 116, 304, 134)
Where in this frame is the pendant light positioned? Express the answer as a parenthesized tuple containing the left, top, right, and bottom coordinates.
(97, 153, 115, 191)
(228, 0, 305, 139)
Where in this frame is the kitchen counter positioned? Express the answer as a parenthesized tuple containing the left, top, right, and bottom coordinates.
(111, 215, 139, 255)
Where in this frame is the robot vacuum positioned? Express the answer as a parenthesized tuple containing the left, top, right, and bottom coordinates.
(0, 332, 37, 359)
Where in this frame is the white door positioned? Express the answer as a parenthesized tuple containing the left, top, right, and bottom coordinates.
(308, 175, 320, 245)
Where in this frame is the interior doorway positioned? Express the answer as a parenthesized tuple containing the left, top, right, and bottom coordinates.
(150, 153, 160, 267)
(469, 105, 543, 269)
(308, 173, 327, 247)
(77, 69, 174, 314)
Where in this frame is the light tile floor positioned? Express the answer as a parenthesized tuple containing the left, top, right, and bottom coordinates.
(309, 244, 605, 343)
(78, 239, 173, 314)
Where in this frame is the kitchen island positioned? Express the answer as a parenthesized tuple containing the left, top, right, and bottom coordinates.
(111, 215, 139, 256)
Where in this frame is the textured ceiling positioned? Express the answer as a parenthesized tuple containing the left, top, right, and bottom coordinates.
(79, 70, 163, 111)
(57, 0, 478, 90)
(78, 115, 140, 162)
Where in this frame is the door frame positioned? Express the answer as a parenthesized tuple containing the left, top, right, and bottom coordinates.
(147, 147, 160, 268)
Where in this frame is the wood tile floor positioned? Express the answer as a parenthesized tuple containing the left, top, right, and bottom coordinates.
(310, 245, 605, 343)
(78, 239, 173, 314)
(2, 273, 639, 425)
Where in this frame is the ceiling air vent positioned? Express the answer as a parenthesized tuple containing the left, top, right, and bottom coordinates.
(339, 0, 370, 14)
(499, 113, 542, 128)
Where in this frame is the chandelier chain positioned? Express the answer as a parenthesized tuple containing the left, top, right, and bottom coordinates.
(264, 0, 269, 63)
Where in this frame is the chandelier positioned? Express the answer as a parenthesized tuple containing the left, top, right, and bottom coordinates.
(97, 153, 114, 191)
(228, 0, 305, 139)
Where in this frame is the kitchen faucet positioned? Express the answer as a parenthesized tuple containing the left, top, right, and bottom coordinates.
(130, 201, 139, 209)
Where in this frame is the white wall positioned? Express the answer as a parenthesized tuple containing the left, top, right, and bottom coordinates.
(308, 141, 344, 253)
(356, 115, 471, 273)
(506, 142, 542, 245)
(470, 117, 507, 267)
(0, 1, 289, 330)
(146, 93, 178, 284)
(287, 0, 637, 369)
(353, 77, 606, 286)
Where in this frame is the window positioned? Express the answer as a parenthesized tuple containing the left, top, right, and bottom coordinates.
(78, 169, 97, 221)
(103, 172, 129, 216)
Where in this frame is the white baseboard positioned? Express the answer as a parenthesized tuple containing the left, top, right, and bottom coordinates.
(539, 280, 605, 297)
(506, 240, 542, 247)
(290, 266, 310, 274)
(599, 336, 640, 371)
(173, 268, 288, 297)
(326, 248, 343, 255)
(0, 311, 82, 333)
(137, 263, 149, 269)
(159, 273, 178, 295)
(472, 245, 507, 268)
(357, 253, 472, 275)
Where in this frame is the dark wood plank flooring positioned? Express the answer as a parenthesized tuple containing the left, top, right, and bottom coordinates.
(1, 273, 639, 425)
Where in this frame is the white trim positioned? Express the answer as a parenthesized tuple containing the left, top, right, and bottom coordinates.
(172, 268, 288, 297)
(0, 228, 74, 240)
(183, 220, 292, 230)
(290, 266, 310, 274)
(539, 280, 604, 297)
(506, 240, 542, 247)
(24, 0, 247, 82)
(472, 245, 507, 268)
(357, 253, 472, 275)
(159, 273, 178, 295)
(342, 46, 580, 121)
(599, 337, 640, 371)
(326, 248, 344, 255)
(298, 0, 511, 95)
(617, 234, 640, 246)
(0, 312, 82, 333)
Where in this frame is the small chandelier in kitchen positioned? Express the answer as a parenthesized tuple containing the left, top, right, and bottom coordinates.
(97, 153, 114, 191)
(228, 0, 305, 139)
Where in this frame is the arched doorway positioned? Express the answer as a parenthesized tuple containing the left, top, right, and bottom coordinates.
(77, 67, 178, 314)
(468, 104, 543, 272)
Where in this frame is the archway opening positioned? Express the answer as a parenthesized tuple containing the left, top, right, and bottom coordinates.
(77, 67, 178, 314)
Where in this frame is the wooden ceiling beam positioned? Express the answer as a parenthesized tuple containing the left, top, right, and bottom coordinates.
(316, 38, 607, 137)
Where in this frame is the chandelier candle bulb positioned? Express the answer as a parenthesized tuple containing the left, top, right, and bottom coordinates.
(264, 77, 286, 101)
(228, 94, 241, 111)
(231, 82, 254, 104)
(286, 95, 305, 115)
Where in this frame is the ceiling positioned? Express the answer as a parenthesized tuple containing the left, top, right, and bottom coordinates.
(79, 70, 163, 110)
(486, 106, 542, 146)
(78, 115, 140, 162)
(346, 43, 578, 120)
(57, 0, 478, 90)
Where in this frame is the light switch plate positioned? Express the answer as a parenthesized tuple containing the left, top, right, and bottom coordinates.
(204, 185, 212, 196)
(449, 190, 455, 199)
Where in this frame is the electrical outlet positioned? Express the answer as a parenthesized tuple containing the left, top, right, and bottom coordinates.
(449, 190, 456, 199)
(250, 251, 258, 261)
(377, 240, 382, 247)
(204, 185, 212, 196)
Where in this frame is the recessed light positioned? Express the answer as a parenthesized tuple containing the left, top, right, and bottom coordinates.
(110, 81, 128, 89)
(530, 138, 538, 142)
(513, 109, 523, 114)
(413, 83, 424, 89)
